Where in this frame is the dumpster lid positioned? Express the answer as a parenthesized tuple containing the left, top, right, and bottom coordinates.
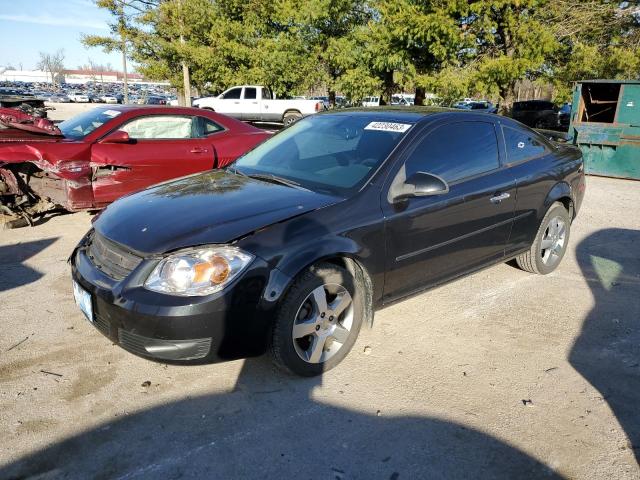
(577, 79, 640, 85)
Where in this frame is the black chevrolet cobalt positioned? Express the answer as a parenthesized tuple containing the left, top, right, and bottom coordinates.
(71, 108, 585, 376)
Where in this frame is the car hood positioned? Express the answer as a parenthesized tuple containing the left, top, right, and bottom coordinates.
(94, 170, 342, 255)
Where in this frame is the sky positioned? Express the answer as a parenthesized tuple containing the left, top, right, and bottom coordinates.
(0, 0, 123, 71)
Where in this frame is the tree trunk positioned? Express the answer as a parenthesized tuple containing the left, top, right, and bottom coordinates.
(381, 70, 394, 105)
(328, 90, 336, 108)
(414, 86, 425, 106)
(499, 82, 516, 115)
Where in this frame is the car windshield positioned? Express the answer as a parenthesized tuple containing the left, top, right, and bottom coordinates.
(232, 115, 413, 195)
(58, 108, 122, 139)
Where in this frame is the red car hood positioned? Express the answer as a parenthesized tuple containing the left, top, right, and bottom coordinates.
(0, 127, 67, 143)
(0, 129, 76, 166)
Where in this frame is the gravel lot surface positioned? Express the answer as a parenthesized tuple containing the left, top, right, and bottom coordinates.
(1, 173, 639, 477)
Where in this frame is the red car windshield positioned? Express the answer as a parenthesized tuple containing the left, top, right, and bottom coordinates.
(58, 108, 123, 139)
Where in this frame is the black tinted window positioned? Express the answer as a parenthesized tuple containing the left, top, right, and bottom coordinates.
(244, 87, 256, 100)
(503, 126, 547, 163)
(200, 118, 223, 136)
(223, 88, 241, 99)
(405, 122, 500, 183)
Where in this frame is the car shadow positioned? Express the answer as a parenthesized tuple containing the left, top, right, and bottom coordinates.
(0, 237, 58, 293)
(570, 228, 640, 464)
(0, 355, 563, 480)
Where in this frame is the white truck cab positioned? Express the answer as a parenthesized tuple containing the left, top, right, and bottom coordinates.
(193, 85, 323, 126)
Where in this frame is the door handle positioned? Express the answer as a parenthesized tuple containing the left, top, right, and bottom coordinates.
(190, 147, 208, 153)
(490, 192, 510, 204)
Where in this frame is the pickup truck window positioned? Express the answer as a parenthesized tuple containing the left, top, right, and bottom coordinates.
(222, 88, 242, 99)
(121, 115, 194, 140)
(261, 87, 273, 100)
(503, 126, 547, 164)
(233, 115, 411, 194)
(244, 88, 257, 100)
(405, 121, 499, 183)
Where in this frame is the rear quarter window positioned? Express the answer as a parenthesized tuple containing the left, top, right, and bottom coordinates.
(503, 126, 549, 164)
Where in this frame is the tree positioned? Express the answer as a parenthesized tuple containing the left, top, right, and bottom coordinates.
(543, 0, 640, 101)
(83, 0, 157, 103)
(37, 49, 66, 85)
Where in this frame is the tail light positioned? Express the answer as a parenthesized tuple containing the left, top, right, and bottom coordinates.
(315, 102, 323, 112)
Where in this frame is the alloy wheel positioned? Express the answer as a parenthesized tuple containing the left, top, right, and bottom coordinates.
(292, 283, 354, 364)
(540, 215, 567, 266)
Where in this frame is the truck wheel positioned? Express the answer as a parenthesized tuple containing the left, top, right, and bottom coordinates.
(516, 202, 571, 275)
(283, 111, 302, 127)
(270, 263, 364, 376)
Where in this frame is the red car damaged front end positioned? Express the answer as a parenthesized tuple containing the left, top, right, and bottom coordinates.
(0, 130, 94, 225)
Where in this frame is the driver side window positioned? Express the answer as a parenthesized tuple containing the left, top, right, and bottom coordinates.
(121, 115, 195, 139)
(404, 121, 500, 184)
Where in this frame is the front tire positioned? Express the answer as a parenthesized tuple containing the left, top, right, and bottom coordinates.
(270, 263, 364, 376)
(516, 202, 571, 274)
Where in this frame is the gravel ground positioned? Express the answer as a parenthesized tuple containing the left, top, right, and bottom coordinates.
(1, 172, 639, 479)
(45, 101, 98, 122)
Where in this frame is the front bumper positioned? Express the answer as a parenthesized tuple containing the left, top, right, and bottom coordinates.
(70, 236, 288, 364)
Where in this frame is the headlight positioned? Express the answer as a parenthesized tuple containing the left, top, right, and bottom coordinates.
(144, 246, 254, 296)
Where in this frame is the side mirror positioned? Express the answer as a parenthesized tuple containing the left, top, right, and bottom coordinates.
(394, 172, 449, 201)
(101, 130, 131, 144)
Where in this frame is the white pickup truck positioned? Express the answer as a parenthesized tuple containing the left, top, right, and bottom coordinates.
(193, 85, 324, 126)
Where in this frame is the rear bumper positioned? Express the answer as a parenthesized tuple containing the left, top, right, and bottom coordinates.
(70, 237, 286, 364)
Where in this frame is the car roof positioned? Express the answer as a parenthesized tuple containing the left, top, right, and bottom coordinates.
(89, 105, 205, 115)
(317, 106, 487, 124)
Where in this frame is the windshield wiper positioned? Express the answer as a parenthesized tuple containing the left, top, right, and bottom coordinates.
(245, 173, 311, 191)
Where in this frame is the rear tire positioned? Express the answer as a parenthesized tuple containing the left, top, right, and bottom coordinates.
(516, 202, 571, 274)
(270, 263, 364, 376)
(283, 111, 303, 127)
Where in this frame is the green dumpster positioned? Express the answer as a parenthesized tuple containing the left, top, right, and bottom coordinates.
(569, 80, 640, 180)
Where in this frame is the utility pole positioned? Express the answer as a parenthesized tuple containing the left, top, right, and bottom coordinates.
(122, 36, 129, 104)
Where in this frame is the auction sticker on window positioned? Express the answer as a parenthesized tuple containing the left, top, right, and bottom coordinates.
(102, 110, 122, 118)
(364, 122, 412, 133)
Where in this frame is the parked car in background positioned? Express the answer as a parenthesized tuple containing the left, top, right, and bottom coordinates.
(454, 101, 498, 114)
(558, 103, 572, 130)
(46, 93, 71, 103)
(391, 94, 415, 106)
(511, 100, 560, 129)
(68, 92, 91, 103)
(100, 94, 119, 104)
(362, 96, 380, 107)
(194, 85, 324, 126)
(310, 96, 330, 109)
(70, 108, 585, 375)
(138, 95, 167, 105)
(0, 106, 270, 225)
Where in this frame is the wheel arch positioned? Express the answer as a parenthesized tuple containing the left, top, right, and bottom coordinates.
(282, 109, 302, 120)
(543, 181, 574, 221)
(269, 251, 376, 329)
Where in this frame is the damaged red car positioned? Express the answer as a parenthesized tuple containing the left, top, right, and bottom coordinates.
(0, 106, 270, 226)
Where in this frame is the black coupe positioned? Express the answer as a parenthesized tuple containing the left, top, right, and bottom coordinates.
(71, 108, 585, 376)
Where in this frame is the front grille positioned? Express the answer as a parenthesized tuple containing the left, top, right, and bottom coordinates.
(87, 232, 142, 280)
(93, 314, 111, 337)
